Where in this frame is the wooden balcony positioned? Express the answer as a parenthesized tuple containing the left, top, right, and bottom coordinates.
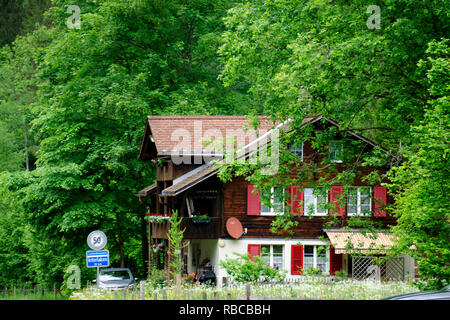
(150, 217, 221, 239)
(182, 217, 221, 239)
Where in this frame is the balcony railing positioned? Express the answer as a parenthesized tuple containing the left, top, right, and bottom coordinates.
(149, 217, 221, 239)
(181, 217, 221, 239)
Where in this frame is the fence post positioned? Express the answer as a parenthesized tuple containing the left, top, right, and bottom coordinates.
(189, 290, 193, 300)
(23, 284, 26, 297)
(139, 281, 145, 300)
(34, 285, 37, 297)
(13, 286, 16, 298)
(153, 292, 158, 300)
(113, 290, 117, 300)
(201, 291, 207, 300)
(162, 289, 167, 300)
(245, 284, 251, 300)
(4, 287, 7, 299)
(123, 287, 127, 300)
(226, 293, 231, 300)
(53, 284, 56, 300)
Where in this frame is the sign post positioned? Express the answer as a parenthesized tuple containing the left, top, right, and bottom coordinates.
(86, 230, 108, 280)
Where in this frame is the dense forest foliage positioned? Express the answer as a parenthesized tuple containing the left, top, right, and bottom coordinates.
(0, 0, 448, 290)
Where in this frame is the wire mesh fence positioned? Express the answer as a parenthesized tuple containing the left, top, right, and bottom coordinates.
(351, 256, 405, 281)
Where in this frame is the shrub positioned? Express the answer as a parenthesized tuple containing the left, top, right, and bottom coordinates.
(147, 268, 168, 289)
(219, 253, 286, 283)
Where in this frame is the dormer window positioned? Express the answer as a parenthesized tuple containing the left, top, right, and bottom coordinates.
(329, 141, 343, 163)
(289, 141, 303, 161)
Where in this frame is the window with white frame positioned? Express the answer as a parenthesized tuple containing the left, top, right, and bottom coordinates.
(260, 187, 284, 215)
(289, 141, 303, 161)
(303, 245, 328, 273)
(261, 245, 284, 270)
(347, 187, 372, 216)
(329, 141, 344, 163)
(304, 188, 328, 216)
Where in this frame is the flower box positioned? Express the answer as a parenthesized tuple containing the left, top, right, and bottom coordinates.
(191, 215, 211, 224)
(145, 212, 172, 223)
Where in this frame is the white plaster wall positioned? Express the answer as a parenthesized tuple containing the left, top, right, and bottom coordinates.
(214, 238, 329, 287)
(186, 238, 417, 285)
(187, 239, 218, 274)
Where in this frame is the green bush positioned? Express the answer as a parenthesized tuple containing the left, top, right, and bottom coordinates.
(334, 270, 348, 281)
(147, 268, 168, 289)
(303, 268, 323, 277)
(219, 253, 286, 283)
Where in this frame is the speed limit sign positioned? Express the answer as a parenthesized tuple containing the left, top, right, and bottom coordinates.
(87, 230, 107, 250)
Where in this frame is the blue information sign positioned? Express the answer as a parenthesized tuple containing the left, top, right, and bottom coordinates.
(86, 250, 110, 267)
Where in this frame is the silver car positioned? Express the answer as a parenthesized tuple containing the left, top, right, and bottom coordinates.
(93, 268, 136, 290)
(384, 284, 450, 300)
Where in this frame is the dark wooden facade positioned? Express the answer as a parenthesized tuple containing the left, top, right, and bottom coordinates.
(142, 118, 396, 241)
(222, 176, 396, 239)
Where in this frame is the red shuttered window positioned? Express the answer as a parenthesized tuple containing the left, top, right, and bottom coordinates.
(247, 185, 260, 216)
(330, 185, 344, 216)
(248, 244, 261, 262)
(373, 186, 387, 217)
(329, 246, 343, 275)
(291, 245, 303, 275)
(290, 186, 304, 216)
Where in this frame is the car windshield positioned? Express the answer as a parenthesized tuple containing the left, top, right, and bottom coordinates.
(99, 270, 131, 281)
(441, 285, 450, 292)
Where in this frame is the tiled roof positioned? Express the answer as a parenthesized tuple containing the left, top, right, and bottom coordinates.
(146, 114, 388, 197)
(158, 115, 320, 196)
(147, 115, 276, 156)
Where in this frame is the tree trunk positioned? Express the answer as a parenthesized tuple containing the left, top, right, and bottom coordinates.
(22, 112, 29, 171)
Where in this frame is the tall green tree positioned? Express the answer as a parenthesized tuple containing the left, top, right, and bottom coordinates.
(4, 0, 248, 284)
(388, 39, 449, 290)
(0, 27, 52, 172)
(0, 0, 51, 47)
(217, 0, 449, 286)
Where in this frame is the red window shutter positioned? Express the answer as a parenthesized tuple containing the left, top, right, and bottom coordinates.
(330, 185, 344, 216)
(248, 244, 260, 262)
(329, 246, 343, 275)
(247, 184, 260, 216)
(373, 186, 387, 217)
(290, 186, 304, 216)
(291, 245, 303, 275)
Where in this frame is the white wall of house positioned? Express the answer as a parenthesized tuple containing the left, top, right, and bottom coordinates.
(214, 238, 329, 287)
(187, 239, 218, 275)
(186, 238, 416, 286)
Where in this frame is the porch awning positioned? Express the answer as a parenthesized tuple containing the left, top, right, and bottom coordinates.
(160, 162, 218, 197)
(324, 229, 397, 254)
(136, 183, 157, 197)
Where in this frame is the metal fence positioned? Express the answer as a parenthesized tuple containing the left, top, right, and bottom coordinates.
(351, 256, 405, 281)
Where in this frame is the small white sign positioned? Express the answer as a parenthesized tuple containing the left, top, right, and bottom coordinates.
(87, 230, 107, 250)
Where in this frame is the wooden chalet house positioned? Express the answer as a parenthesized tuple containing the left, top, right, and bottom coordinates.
(137, 115, 415, 285)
